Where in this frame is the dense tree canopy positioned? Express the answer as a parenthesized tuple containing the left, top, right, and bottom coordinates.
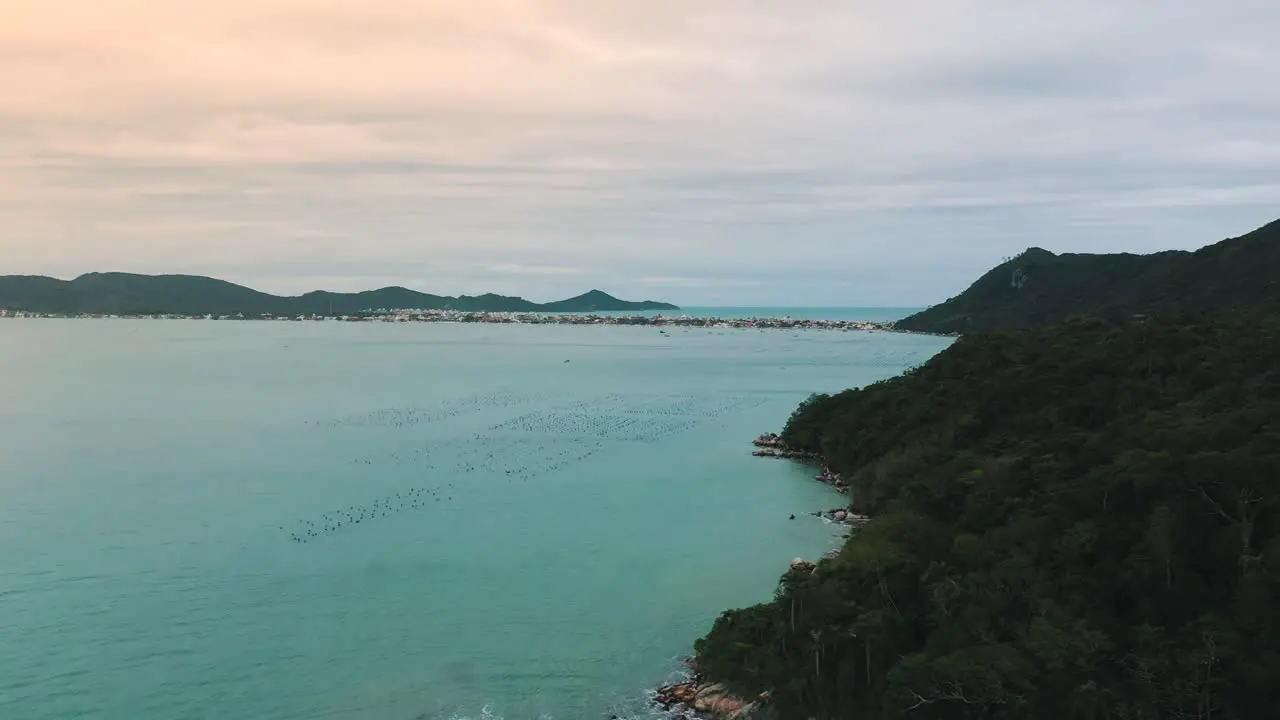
(894, 218, 1280, 334)
(696, 312, 1280, 719)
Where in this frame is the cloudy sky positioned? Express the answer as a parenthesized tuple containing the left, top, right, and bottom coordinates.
(3, 1, 1278, 306)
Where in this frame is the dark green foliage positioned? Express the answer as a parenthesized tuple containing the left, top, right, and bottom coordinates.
(696, 313, 1280, 719)
(896, 218, 1280, 334)
(780, 393, 836, 452)
(0, 273, 678, 315)
(538, 289, 674, 313)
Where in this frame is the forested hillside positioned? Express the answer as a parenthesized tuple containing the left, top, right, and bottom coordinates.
(894, 218, 1280, 334)
(695, 312, 1280, 719)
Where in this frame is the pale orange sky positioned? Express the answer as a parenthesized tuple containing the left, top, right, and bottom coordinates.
(3, 0, 1278, 304)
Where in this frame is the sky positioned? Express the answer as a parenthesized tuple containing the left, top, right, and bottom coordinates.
(2, 1, 1278, 306)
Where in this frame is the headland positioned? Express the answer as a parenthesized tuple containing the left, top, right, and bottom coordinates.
(675, 217, 1280, 720)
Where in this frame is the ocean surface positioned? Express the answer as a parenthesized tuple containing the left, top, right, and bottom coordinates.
(0, 316, 951, 720)
(590, 307, 924, 322)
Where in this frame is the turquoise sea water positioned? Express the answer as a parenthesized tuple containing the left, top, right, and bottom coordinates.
(0, 318, 951, 719)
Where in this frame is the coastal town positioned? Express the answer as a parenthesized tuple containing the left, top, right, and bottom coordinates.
(0, 307, 894, 332)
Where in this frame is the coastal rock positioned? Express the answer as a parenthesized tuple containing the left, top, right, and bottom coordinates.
(789, 558, 816, 573)
(653, 681, 700, 710)
(653, 666, 762, 719)
(812, 507, 870, 526)
(696, 683, 725, 699)
(708, 695, 745, 715)
(691, 684, 751, 717)
(752, 433, 783, 448)
(749, 434, 822, 461)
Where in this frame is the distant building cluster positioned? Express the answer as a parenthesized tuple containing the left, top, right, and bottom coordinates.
(0, 307, 893, 332)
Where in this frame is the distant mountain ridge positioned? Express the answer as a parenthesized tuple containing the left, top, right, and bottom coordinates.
(895, 217, 1280, 334)
(0, 272, 679, 315)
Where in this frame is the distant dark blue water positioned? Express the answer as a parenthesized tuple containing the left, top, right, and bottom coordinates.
(590, 307, 923, 322)
(676, 307, 921, 322)
(0, 318, 951, 719)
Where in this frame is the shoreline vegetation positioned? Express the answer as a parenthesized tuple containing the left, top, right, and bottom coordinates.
(673, 217, 1280, 720)
(892, 217, 1279, 335)
(646, 436, 872, 719)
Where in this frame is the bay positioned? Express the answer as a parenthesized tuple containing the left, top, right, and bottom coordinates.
(585, 307, 923, 322)
(0, 317, 950, 719)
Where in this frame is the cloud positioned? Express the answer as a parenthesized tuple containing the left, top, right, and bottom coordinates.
(636, 276, 764, 289)
(483, 263, 585, 276)
(2, 0, 1279, 305)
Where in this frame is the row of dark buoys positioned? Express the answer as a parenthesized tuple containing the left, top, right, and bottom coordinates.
(525, 447, 604, 480)
(286, 485, 456, 543)
(621, 394, 768, 419)
(348, 447, 437, 467)
(621, 418, 699, 443)
(345, 444, 437, 468)
(444, 436, 606, 480)
(320, 389, 555, 429)
(680, 396, 769, 418)
(488, 411, 641, 439)
(477, 393, 771, 444)
(487, 409, 699, 444)
(554, 394, 629, 416)
(289, 392, 776, 544)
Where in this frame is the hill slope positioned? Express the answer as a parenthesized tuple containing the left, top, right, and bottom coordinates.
(0, 273, 679, 315)
(697, 312, 1280, 719)
(895, 218, 1280, 334)
(538, 289, 675, 313)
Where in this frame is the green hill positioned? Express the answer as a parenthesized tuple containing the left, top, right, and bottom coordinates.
(895, 218, 1280, 334)
(538, 289, 675, 313)
(697, 312, 1280, 719)
(0, 273, 678, 315)
(693, 217, 1280, 719)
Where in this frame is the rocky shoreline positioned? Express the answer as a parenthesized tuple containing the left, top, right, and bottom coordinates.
(750, 448, 819, 460)
(752, 433, 868, 528)
(760, 436, 870, 528)
(750, 433, 819, 460)
(752, 435, 850, 494)
(645, 436, 869, 716)
(812, 465, 848, 494)
(651, 659, 767, 719)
